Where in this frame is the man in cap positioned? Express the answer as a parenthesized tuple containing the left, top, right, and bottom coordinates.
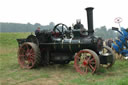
(35, 27, 40, 36)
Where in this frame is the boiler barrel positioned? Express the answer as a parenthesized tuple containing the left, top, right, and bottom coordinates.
(51, 38, 96, 52)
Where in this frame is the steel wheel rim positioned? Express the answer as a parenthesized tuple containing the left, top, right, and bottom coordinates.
(74, 50, 97, 74)
(18, 43, 36, 69)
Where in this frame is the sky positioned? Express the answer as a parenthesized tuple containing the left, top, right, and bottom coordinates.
(0, 0, 128, 29)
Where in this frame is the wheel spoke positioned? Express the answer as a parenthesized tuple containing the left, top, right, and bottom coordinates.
(30, 57, 35, 62)
(80, 63, 85, 68)
(20, 48, 26, 53)
(90, 58, 95, 62)
(27, 56, 34, 64)
(29, 48, 33, 53)
(30, 53, 35, 57)
(87, 56, 91, 61)
(79, 64, 87, 74)
(89, 64, 95, 71)
(25, 44, 29, 50)
(27, 48, 30, 53)
(26, 45, 31, 53)
(80, 58, 84, 63)
(90, 61, 95, 64)
(85, 66, 88, 73)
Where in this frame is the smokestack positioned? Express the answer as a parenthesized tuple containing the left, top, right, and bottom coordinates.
(85, 7, 94, 35)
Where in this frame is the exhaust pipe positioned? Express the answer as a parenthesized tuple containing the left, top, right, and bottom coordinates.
(85, 7, 94, 35)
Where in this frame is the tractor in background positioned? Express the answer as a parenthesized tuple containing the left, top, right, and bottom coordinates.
(112, 27, 128, 59)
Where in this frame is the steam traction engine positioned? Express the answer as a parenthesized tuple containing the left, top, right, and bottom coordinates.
(17, 7, 115, 74)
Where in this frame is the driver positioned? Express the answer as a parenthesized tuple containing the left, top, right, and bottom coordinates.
(74, 20, 85, 30)
(74, 20, 86, 36)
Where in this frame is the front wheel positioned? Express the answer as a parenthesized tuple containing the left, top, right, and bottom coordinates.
(99, 46, 116, 68)
(74, 49, 100, 74)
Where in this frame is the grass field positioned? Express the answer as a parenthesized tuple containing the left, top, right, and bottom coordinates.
(0, 33, 128, 85)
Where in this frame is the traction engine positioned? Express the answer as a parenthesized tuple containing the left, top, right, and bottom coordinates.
(17, 7, 115, 74)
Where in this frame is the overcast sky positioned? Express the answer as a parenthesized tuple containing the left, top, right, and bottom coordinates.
(0, 0, 127, 29)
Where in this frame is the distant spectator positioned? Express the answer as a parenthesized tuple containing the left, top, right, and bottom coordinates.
(105, 39, 113, 48)
(35, 27, 40, 35)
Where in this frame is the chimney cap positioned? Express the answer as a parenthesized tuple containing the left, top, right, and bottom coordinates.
(85, 7, 94, 10)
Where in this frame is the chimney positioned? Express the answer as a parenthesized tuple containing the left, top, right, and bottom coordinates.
(85, 7, 94, 35)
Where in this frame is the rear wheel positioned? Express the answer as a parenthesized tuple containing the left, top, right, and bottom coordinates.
(18, 42, 41, 69)
(26, 35, 39, 45)
(74, 49, 100, 74)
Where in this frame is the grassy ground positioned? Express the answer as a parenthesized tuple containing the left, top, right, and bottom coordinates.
(0, 33, 128, 85)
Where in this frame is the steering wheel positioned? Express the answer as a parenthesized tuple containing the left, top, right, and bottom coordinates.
(52, 23, 68, 38)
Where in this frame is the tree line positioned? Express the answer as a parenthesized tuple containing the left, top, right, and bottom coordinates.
(0, 22, 55, 32)
(0, 22, 120, 39)
(94, 26, 118, 39)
